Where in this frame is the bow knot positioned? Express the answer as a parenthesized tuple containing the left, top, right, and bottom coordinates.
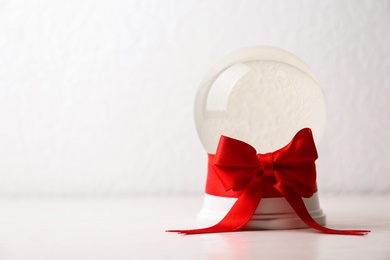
(257, 153, 274, 179)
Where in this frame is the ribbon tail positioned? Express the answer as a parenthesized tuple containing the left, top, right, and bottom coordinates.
(167, 176, 265, 235)
(277, 184, 370, 236)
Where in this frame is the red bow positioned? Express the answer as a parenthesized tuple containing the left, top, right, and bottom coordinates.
(167, 128, 370, 235)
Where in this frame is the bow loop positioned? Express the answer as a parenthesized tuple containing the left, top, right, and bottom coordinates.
(213, 136, 261, 191)
(214, 135, 260, 167)
(272, 128, 318, 167)
(272, 128, 318, 198)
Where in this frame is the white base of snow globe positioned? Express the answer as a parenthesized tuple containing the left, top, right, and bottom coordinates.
(197, 192, 326, 230)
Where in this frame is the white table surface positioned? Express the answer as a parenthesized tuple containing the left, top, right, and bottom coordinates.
(0, 195, 388, 260)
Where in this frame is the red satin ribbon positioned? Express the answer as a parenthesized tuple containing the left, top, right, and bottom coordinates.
(167, 128, 369, 235)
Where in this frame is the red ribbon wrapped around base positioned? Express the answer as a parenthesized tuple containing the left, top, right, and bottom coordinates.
(167, 128, 370, 235)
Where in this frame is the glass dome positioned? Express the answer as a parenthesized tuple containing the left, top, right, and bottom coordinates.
(194, 46, 326, 154)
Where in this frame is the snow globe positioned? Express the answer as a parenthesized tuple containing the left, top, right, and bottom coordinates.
(194, 46, 327, 229)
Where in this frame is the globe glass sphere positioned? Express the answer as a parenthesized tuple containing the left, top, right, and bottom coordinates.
(194, 46, 326, 154)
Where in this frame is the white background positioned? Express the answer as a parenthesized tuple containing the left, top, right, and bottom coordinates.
(0, 0, 389, 197)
